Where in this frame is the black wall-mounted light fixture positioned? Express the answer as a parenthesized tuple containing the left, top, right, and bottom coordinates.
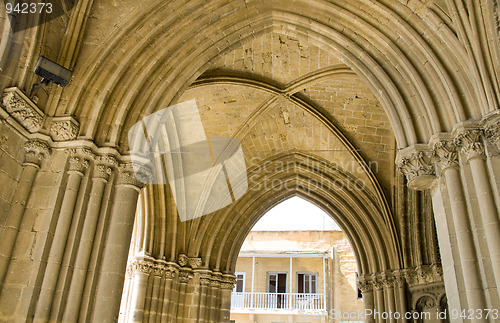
(30, 56, 72, 97)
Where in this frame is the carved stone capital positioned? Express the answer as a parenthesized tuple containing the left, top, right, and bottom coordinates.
(2, 88, 44, 133)
(372, 280, 384, 290)
(432, 140, 459, 173)
(96, 155, 118, 168)
(394, 276, 406, 288)
(178, 254, 189, 267)
(357, 277, 373, 293)
(24, 140, 50, 166)
(68, 157, 89, 175)
(197, 272, 213, 286)
(160, 261, 179, 279)
(189, 257, 202, 269)
(455, 129, 485, 161)
(220, 275, 237, 291)
(128, 258, 154, 275)
(210, 272, 222, 288)
(117, 163, 146, 189)
(382, 274, 394, 289)
(397, 149, 436, 190)
(178, 270, 191, 284)
(94, 164, 113, 181)
(49, 116, 79, 141)
(484, 120, 500, 150)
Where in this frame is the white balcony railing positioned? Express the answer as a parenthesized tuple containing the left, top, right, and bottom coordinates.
(231, 292, 325, 311)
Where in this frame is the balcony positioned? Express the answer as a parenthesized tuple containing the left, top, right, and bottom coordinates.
(230, 292, 326, 311)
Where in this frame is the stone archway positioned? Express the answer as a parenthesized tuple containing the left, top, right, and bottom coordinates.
(0, 1, 498, 322)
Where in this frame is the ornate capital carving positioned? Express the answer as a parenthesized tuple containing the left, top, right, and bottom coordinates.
(117, 163, 146, 189)
(357, 278, 373, 293)
(24, 140, 50, 166)
(94, 164, 113, 181)
(382, 274, 394, 289)
(178, 270, 191, 284)
(96, 155, 118, 167)
(178, 254, 189, 267)
(198, 272, 212, 286)
(484, 120, 500, 150)
(220, 275, 237, 290)
(68, 157, 89, 174)
(2, 88, 44, 133)
(397, 149, 436, 190)
(432, 140, 459, 173)
(49, 117, 79, 141)
(189, 257, 202, 269)
(455, 129, 485, 161)
(127, 258, 154, 275)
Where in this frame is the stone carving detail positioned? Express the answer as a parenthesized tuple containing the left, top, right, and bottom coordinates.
(405, 265, 443, 286)
(24, 140, 50, 166)
(178, 254, 189, 267)
(68, 157, 89, 174)
(357, 278, 373, 293)
(96, 155, 118, 167)
(94, 164, 113, 181)
(397, 150, 436, 189)
(394, 275, 406, 288)
(128, 259, 154, 275)
(416, 296, 436, 311)
(49, 117, 79, 141)
(127, 257, 179, 279)
(188, 257, 202, 269)
(178, 270, 191, 283)
(220, 275, 237, 290)
(2, 89, 44, 133)
(382, 274, 394, 289)
(484, 121, 500, 150)
(199, 273, 212, 285)
(433, 140, 459, 172)
(153, 263, 165, 277)
(164, 267, 178, 279)
(455, 129, 485, 160)
(117, 163, 146, 188)
(210, 279, 221, 288)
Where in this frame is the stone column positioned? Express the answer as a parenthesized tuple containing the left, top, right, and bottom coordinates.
(219, 274, 236, 322)
(0, 140, 49, 285)
(209, 273, 222, 323)
(197, 271, 212, 323)
(383, 274, 396, 323)
(164, 265, 180, 322)
(127, 257, 154, 322)
(393, 273, 407, 322)
(91, 163, 148, 323)
(176, 269, 191, 321)
(457, 130, 500, 292)
(148, 263, 164, 322)
(35, 153, 89, 320)
(358, 277, 375, 323)
(63, 157, 115, 322)
(373, 277, 385, 323)
(433, 139, 488, 316)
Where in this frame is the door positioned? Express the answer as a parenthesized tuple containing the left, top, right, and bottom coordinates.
(267, 273, 287, 308)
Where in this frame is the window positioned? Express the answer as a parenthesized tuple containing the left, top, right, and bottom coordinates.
(297, 273, 317, 294)
(233, 272, 245, 293)
(267, 273, 288, 293)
